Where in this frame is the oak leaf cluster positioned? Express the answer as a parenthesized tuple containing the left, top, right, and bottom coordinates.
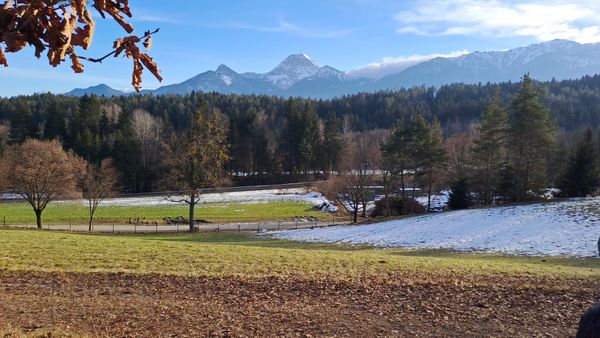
(0, 0, 161, 91)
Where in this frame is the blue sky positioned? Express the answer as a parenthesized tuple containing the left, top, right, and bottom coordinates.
(2, 0, 600, 96)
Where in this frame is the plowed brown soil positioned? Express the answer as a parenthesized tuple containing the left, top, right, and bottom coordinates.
(0, 271, 598, 337)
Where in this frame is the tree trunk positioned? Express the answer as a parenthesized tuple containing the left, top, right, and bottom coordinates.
(361, 198, 367, 218)
(189, 191, 196, 232)
(34, 209, 43, 229)
(88, 202, 95, 232)
(400, 171, 406, 215)
(427, 170, 433, 212)
(353, 207, 358, 223)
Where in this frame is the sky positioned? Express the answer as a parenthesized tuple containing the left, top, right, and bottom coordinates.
(2, 0, 600, 96)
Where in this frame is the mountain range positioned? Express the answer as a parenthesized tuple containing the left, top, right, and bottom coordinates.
(66, 40, 600, 99)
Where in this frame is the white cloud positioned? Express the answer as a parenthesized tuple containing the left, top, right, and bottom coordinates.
(202, 19, 353, 39)
(395, 0, 600, 43)
(347, 50, 469, 79)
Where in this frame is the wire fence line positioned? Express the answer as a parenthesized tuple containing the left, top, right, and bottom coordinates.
(0, 217, 348, 234)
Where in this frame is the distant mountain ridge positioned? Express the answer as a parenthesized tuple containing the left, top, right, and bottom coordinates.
(66, 40, 600, 99)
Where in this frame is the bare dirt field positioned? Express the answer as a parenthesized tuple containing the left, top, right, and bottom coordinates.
(1, 271, 598, 337)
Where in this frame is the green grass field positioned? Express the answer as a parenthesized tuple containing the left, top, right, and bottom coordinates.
(0, 201, 324, 225)
(0, 229, 598, 282)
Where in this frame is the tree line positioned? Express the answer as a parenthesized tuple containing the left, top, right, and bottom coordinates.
(2, 75, 600, 193)
(326, 75, 600, 221)
(2, 74, 600, 227)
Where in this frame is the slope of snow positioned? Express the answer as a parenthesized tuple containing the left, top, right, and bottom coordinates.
(272, 198, 600, 257)
(221, 74, 232, 85)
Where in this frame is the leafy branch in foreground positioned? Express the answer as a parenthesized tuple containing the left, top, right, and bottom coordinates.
(0, 0, 162, 91)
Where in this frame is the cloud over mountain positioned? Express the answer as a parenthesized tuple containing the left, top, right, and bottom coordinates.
(346, 50, 469, 79)
(395, 0, 600, 43)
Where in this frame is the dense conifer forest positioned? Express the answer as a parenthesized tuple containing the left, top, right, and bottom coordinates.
(1, 74, 600, 193)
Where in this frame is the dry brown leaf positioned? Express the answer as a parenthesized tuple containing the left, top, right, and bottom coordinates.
(70, 53, 84, 73)
(0, 48, 7, 67)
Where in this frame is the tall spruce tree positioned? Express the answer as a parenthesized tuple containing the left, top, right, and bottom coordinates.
(321, 112, 344, 174)
(448, 178, 472, 210)
(420, 117, 446, 212)
(281, 98, 303, 174)
(381, 116, 422, 202)
(508, 75, 556, 201)
(299, 103, 322, 174)
(559, 128, 600, 197)
(471, 92, 509, 204)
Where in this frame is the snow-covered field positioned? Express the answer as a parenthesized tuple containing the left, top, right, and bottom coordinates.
(96, 188, 336, 210)
(272, 198, 600, 257)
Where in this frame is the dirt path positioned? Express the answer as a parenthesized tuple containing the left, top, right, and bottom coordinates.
(0, 271, 597, 337)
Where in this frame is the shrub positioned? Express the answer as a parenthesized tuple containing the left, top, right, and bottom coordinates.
(372, 197, 426, 217)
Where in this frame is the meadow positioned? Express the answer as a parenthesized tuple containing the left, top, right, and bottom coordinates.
(0, 228, 597, 279)
(0, 229, 598, 336)
(0, 200, 324, 225)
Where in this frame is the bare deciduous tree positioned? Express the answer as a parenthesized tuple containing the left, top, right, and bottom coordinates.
(337, 132, 380, 223)
(131, 109, 163, 168)
(81, 158, 120, 231)
(445, 130, 476, 180)
(1, 139, 84, 229)
(163, 106, 230, 231)
(0, 122, 9, 156)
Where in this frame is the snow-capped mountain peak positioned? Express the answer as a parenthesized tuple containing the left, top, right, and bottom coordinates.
(216, 65, 239, 86)
(264, 54, 322, 89)
(216, 64, 238, 75)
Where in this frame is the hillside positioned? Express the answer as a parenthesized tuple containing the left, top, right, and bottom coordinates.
(273, 198, 600, 257)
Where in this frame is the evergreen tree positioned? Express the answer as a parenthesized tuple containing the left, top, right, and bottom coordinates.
(381, 117, 417, 202)
(508, 75, 556, 201)
(43, 101, 66, 141)
(321, 112, 344, 174)
(281, 98, 303, 174)
(299, 103, 321, 174)
(448, 178, 472, 210)
(8, 101, 36, 144)
(420, 117, 446, 211)
(559, 128, 600, 197)
(471, 92, 509, 204)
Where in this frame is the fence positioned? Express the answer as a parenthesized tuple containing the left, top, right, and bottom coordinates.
(0, 216, 347, 234)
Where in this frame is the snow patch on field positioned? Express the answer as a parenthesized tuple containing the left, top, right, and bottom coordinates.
(97, 188, 334, 209)
(272, 198, 600, 257)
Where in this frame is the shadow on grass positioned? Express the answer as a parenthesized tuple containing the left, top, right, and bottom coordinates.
(122, 231, 371, 251)
(389, 248, 600, 270)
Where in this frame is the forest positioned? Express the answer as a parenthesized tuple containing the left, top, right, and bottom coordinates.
(1, 74, 600, 195)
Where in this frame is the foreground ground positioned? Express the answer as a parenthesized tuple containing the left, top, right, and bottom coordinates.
(0, 229, 598, 337)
